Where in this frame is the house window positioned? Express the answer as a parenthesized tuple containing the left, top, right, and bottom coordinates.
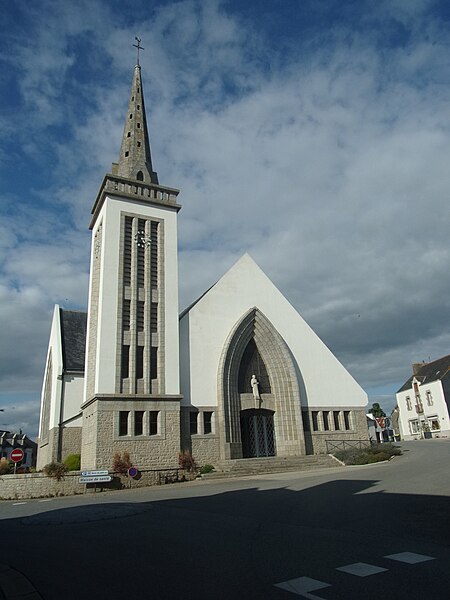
(121, 345, 130, 379)
(312, 411, 319, 431)
(333, 411, 340, 430)
(322, 411, 330, 431)
(149, 411, 159, 436)
(406, 396, 412, 411)
(150, 347, 157, 380)
(190, 411, 198, 435)
(119, 411, 129, 436)
(343, 411, 351, 430)
(426, 390, 433, 406)
(429, 416, 440, 431)
(134, 411, 144, 436)
(203, 412, 213, 434)
(409, 419, 420, 434)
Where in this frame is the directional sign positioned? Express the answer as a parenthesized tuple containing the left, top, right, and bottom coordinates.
(79, 475, 112, 484)
(81, 470, 109, 477)
(10, 448, 25, 463)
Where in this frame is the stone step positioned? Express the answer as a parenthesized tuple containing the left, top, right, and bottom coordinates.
(202, 454, 342, 479)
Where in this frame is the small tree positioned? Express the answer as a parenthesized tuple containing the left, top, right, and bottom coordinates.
(0, 458, 14, 475)
(112, 451, 132, 474)
(368, 402, 386, 418)
(178, 450, 197, 472)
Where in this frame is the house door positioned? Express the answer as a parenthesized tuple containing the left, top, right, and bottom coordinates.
(240, 409, 276, 458)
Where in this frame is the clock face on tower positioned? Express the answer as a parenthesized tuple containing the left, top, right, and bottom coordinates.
(134, 229, 151, 248)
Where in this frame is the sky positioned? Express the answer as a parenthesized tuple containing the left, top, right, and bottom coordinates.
(1, 0, 450, 438)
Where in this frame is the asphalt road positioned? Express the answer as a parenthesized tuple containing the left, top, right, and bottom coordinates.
(1, 440, 449, 599)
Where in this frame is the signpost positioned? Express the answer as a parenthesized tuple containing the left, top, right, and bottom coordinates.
(10, 448, 24, 474)
(79, 470, 112, 488)
(128, 466, 138, 478)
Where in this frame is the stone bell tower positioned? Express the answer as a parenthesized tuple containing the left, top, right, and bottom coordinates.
(80, 58, 182, 469)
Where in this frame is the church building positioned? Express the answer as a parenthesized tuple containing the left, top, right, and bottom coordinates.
(37, 59, 368, 471)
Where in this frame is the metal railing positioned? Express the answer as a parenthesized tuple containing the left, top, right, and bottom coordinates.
(326, 439, 371, 454)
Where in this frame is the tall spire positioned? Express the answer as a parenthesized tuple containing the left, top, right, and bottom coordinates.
(115, 63, 159, 184)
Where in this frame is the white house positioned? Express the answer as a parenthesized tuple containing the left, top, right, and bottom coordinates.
(396, 355, 450, 440)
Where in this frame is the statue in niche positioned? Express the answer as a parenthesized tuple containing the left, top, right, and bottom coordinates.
(251, 374, 260, 408)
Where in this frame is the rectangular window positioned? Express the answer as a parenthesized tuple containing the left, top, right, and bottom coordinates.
(134, 411, 144, 436)
(429, 416, 440, 431)
(123, 217, 132, 286)
(322, 411, 330, 431)
(190, 411, 198, 435)
(312, 411, 319, 431)
(150, 302, 158, 333)
(426, 391, 433, 406)
(203, 411, 213, 434)
(343, 411, 351, 430)
(119, 411, 129, 436)
(333, 411, 340, 430)
(149, 411, 159, 436)
(409, 419, 420, 434)
(121, 345, 130, 379)
(136, 345, 144, 379)
(150, 221, 158, 289)
(150, 347, 157, 380)
(406, 396, 412, 411)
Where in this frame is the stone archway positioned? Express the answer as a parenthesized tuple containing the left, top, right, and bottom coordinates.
(217, 308, 305, 459)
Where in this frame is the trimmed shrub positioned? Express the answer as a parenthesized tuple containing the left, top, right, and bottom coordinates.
(0, 458, 14, 475)
(43, 462, 68, 481)
(64, 454, 81, 471)
(334, 443, 401, 465)
(112, 451, 132, 474)
(199, 464, 215, 474)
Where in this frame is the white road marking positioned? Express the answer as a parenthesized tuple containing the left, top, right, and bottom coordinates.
(38, 499, 53, 502)
(336, 562, 388, 577)
(12, 502, 27, 506)
(274, 576, 331, 598)
(385, 552, 435, 564)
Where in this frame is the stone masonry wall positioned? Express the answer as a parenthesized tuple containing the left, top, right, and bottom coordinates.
(191, 436, 221, 466)
(61, 427, 82, 461)
(307, 409, 369, 454)
(37, 428, 59, 470)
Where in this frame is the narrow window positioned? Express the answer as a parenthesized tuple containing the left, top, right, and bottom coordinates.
(136, 346, 144, 379)
(137, 141, 141, 148)
(119, 411, 129, 436)
(121, 345, 130, 379)
(426, 391, 433, 406)
(406, 396, 412, 411)
(203, 412, 213, 434)
(129, 114, 133, 119)
(190, 411, 198, 435)
(137, 104, 140, 110)
(150, 347, 157, 380)
(127, 131, 131, 137)
(134, 411, 144, 436)
(333, 411, 340, 430)
(312, 411, 319, 431)
(122, 299, 130, 330)
(137, 301, 145, 331)
(322, 411, 330, 431)
(136, 169, 143, 180)
(137, 122, 141, 128)
(150, 302, 158, 333)
(343, 411, 351, 430)
(149, 411, 159, 435)
(125, 151, 129, 157)
(123, 217, 132, 286)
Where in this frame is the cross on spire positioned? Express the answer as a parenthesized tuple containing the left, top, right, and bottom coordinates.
(133, 36, 144, 66)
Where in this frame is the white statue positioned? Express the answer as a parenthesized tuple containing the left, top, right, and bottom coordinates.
(251, 374, 260, 402)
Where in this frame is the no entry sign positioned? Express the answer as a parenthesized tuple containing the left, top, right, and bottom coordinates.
(10, 448, 24, 463)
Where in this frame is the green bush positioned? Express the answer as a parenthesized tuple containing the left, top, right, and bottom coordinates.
(43, 462, 68, 480)
(334, 443, 401, 465)
(199, 464, 215, 474)
(63, 454, 81, 471)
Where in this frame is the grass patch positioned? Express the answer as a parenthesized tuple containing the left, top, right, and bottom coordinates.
(334, 443, 401, 465)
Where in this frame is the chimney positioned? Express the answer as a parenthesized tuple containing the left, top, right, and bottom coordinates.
(412, 362, 425, 375)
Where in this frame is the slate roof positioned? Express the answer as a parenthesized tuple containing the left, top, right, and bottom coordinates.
(60, 309, 87, 372)
(397, 354, 450, 393)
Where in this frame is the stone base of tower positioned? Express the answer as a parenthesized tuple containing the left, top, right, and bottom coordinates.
(80, 395, 182, 470)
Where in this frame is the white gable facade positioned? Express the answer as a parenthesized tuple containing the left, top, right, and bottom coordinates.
(180, 254, 368, 464)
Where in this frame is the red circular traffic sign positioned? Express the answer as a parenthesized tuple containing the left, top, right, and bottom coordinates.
(10, 449, 24, 463)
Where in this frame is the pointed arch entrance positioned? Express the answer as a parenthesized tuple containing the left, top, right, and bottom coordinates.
(217, 308, 306, 460)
